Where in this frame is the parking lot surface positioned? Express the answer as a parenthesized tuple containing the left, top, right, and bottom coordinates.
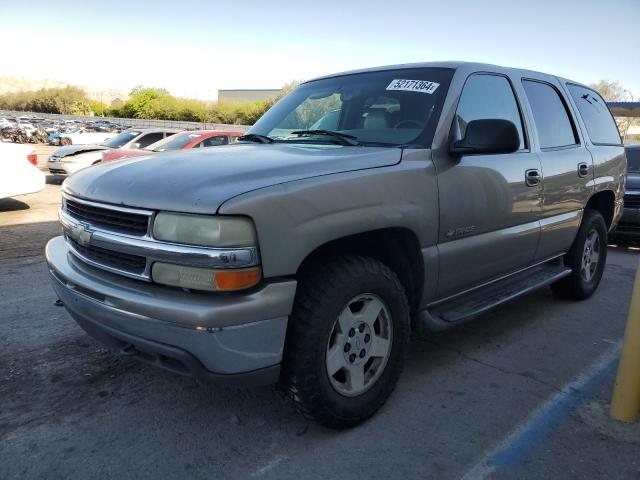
(1, 145, 639, 479)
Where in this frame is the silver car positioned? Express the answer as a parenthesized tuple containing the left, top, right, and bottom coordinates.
(47, 62, 625, 428)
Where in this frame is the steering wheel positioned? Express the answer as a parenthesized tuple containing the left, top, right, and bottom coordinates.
(394, 119, 425, 129)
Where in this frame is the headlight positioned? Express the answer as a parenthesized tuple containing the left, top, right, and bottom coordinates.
(151, 213, 260, 291)
(152, 212, 257, 247)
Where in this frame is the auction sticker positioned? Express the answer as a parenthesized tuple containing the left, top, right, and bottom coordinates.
(386, 79, 439, 94)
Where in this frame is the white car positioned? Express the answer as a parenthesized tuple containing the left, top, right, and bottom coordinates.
(0, 142, 45, 199)
(58, 128, 115, 146)
(47, 128, 178, 175)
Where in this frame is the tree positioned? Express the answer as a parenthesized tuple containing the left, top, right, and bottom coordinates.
(0, 85, 92, 115)
(119, 86, 172, 118)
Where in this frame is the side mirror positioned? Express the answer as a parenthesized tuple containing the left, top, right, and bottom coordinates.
(130, 142, 141, 149)
(450, 119, 520, 156)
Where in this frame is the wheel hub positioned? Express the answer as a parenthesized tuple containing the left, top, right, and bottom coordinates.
(343, 322, 372, 365)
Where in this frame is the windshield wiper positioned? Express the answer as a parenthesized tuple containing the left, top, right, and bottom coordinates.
(238, 133, 274, 144)
(290, 130, 359, 146)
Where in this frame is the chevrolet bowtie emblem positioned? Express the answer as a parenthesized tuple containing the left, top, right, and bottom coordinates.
(70, 222, 93, 247)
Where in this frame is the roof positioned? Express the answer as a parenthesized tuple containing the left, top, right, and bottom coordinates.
(307, 61, 586, 86)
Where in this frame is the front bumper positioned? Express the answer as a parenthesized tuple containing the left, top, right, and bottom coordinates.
(47, 160, 80, 175)
(46, 236, 297, 385)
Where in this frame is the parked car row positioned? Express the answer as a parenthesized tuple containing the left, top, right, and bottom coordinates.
(47, 127, 245, 175)
(1, 115, 126, 146)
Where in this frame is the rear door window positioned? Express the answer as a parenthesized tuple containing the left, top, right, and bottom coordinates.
(567, 84, 621, 146)
(522, 80, 578, 149)
(456, 74, 526, 150)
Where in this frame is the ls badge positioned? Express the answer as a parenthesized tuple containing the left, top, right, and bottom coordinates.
(445, 225, 476, 238)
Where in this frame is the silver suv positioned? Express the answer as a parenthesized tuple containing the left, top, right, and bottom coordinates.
(47, 62, 625, 428)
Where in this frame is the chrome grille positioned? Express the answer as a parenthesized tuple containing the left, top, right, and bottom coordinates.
(65, 197, 150, 236)
(67, 237, 146, 275)
(60, 193, 259, 283)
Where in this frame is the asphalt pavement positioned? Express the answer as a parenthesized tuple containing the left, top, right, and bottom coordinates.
(0, 145, 638, 479)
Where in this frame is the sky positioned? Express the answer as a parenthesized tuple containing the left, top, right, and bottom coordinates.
(1, 0, 639, 101)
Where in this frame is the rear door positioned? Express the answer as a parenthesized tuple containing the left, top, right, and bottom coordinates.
(434, 72, 543, 298)
(520, 78, 592, 260)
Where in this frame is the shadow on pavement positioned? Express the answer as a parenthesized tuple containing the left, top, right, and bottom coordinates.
(46, 175, 65, 185)
(0, 197, 30, 212)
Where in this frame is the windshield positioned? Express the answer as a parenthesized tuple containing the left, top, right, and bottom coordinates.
(627, 148, 640, 173)
(249, 67, 453, 147)
(148, 132, 200, 152)
(101, 130, 141, 148)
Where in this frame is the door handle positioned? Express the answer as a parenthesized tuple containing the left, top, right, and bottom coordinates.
(525, 169, 541, 187)
(578, 162, 589, 178)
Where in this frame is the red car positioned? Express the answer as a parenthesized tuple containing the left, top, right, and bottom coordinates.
(101, 130, 245, 162)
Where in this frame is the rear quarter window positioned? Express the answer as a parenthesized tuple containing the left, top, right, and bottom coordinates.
(567, 84, 621, 145)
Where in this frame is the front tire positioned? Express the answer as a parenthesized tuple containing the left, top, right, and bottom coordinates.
(551, 210, 607, 300)
(281, 255, 410, 429)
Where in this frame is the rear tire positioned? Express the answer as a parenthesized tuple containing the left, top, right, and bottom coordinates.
(551, 210, 607, 300)
(280, 255, 410, 429)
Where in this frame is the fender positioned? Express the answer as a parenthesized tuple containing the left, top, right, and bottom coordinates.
(218, 152, 438, 279)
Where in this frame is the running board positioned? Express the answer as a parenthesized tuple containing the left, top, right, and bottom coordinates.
(416, 261, 572, 332)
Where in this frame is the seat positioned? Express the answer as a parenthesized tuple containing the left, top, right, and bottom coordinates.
(363, 109, 390, 129)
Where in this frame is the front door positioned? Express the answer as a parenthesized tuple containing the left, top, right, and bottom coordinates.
(433, 73, 543, 299)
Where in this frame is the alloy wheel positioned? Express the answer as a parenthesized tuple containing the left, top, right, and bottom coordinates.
(325, 294, 393, 397)
(581, 229, 600, 282)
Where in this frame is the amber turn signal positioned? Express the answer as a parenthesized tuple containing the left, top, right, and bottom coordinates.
(214, 267, 261, 291)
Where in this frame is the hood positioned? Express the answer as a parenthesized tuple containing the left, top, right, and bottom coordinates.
(63, 143, 402, 213)
(53, 144, 108, 158)
(626, 172, 640, 190)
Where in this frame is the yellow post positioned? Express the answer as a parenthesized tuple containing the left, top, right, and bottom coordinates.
(610, 256, 640, 423)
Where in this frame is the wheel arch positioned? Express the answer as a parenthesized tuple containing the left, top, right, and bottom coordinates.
(296, 227, 425, 314)
(584, 190, 615, 230)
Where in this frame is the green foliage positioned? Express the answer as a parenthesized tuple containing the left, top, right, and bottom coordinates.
(108, 85, 289, 125)
(1, 81, 305, 126)
(0, 86, 92, 115)
(89, 100, 109, 117)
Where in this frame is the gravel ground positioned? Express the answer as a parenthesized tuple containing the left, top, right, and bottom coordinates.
(0, 145, 638, 479)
